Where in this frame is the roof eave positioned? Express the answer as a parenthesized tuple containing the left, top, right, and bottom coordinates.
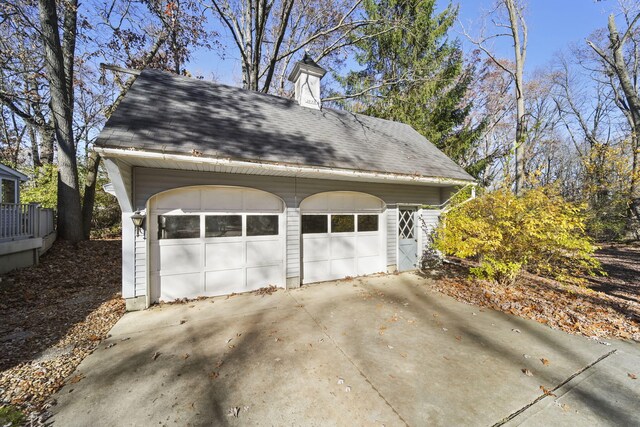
(0, 163, 29, 181)
(95, 146, 476, 187)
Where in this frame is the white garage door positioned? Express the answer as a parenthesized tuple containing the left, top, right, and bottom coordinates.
(301, 192, 386, 284)
(149, 186, 285, 301)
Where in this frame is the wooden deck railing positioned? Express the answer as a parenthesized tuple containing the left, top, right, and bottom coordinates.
(0, 203, 55, 242)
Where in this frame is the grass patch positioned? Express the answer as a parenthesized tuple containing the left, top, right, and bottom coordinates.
(0, 405, 26, 426)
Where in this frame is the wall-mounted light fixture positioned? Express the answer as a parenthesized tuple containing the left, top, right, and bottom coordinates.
(131, 211, 145, 237)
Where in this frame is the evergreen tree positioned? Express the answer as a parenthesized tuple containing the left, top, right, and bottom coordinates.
(339, 0, 485, 175)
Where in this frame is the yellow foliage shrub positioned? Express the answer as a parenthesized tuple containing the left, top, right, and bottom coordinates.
(433, 188, 601, 285)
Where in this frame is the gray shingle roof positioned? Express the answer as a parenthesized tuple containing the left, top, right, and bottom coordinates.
(97, 69, 474, 182)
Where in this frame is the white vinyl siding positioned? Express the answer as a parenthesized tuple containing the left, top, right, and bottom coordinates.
(286, 208, 300, 279)
(386, 206, 397, 268)
(134, 234, 146, 296)
(420, 209, 441, 251)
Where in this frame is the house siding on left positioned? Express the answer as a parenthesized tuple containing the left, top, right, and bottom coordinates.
(124, 167, 457, 304)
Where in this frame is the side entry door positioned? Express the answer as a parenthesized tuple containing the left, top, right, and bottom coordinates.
(398, 207, 417, 271)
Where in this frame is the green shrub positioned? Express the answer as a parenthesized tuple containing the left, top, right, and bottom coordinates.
(20, 163, 121, 236)
(0, 405, 26, 426)
(20, 164, 58, 208)
(433, 188, 601, 285)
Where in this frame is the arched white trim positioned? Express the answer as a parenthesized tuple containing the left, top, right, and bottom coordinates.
(148, 185, 284, 214)
(300, 191, 385, 213)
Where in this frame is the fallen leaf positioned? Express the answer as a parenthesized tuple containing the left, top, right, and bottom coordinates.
(522, 368, 533, 377)
(629, 373, 637, 379)
(539, 385, 556, 397)
(541, 358, 550, 366)
(254, 285, 278, 296)
(69, 373, 85, 384)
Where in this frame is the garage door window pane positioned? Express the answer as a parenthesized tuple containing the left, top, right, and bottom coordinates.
(331, 215, 354, 233)
(205, 215, 242, 237)
(302, 215, 328, 234)
(247, 215, 279, 236)
(158, 215, 200, 239)
(358, 215, 378, 232)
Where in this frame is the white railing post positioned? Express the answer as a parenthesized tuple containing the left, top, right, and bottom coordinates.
(0, 203, 48, 241)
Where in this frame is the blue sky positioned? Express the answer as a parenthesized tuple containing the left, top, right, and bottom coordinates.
(456, 0, 619, 72)
(187, 0, 621, 86)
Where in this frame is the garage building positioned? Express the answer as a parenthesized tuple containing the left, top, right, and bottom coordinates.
(97, 55, 475, 310)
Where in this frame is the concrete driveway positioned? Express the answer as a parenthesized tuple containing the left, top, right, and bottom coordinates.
(49, 273, 640, 426)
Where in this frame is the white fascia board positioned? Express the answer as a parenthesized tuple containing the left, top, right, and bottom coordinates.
(102, 158, 133, 212)
(95, 147, 476, 187)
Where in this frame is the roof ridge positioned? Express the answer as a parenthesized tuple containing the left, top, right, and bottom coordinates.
(141, 68, 301, 107)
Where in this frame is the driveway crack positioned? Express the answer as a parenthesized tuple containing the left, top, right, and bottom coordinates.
(492, 349, 618, 426)
(286, 291, 410, 427)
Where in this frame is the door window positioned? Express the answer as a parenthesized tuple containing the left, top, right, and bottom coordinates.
(158, 215, 200, 239)
(331, 215, 354, 233)
(205, 215, 242, 237)
(302, 215, 328, 234)
(398, 209, 415, 239)
(247, 215, 279, 236)
(357, 215, 378, 232)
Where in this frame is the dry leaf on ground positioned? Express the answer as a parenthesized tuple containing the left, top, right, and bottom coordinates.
(0, 240, 124, 420)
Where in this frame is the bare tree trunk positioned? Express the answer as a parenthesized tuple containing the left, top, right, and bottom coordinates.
(505, 0, 527, 194)
(588, 12, 640, 234)
(40, 123, 55, 164)
(38, 0, 83, 242)
(462, 0, 527, 194)
(82, 151, 100, 239)
(28, 125, 41, 167)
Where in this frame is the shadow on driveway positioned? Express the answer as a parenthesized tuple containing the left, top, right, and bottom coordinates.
(48, 273, 639, 426)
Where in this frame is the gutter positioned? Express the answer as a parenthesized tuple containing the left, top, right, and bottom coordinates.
(95, 147, 476, 187)
(421, 183, 478, 213)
